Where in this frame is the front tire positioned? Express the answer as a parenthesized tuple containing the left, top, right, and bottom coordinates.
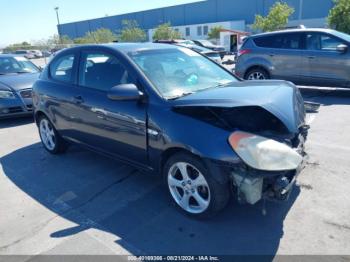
(164, 153, 230, 218)
(38, 116, 67, 154)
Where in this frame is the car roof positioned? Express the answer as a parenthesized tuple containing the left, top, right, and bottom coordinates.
(104, 43, 180, 53)
(251, 28, 337, 38)
(58, 43, 180, 55)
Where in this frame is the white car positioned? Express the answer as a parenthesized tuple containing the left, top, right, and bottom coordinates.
(29, 50, 43, 58)
(14, 50, 35, 59)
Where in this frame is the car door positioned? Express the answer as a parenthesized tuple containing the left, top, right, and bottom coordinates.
(69, 48, 148, 166)
(46, 50, 80, 138)
(300, 32, 349, 87)
(254, 33, 303, 83)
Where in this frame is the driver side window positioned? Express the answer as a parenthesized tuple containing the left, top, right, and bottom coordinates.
(79, 51, 135, 92)
(306, 33, 344, 51)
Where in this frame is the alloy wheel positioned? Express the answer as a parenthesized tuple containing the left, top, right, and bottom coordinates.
(39, 119, 56, 151)
(247, 71, 266, 80)
(168, 162, 211, 214)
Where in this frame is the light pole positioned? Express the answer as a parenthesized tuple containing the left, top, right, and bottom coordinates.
(54, 7, 62, 44)
(299, 0, 304, 22)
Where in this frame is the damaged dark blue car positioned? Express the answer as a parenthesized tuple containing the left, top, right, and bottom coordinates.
(32, 43, 308, 218)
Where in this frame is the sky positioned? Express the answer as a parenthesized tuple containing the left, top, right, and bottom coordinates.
(0, 0, 202, 47)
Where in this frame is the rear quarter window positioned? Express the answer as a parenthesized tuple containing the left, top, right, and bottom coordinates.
(254, 33, 302, 49)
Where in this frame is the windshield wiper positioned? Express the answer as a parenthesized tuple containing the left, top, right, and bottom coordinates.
(14, 71, 31, 74)
(213, 81, 235, 88)
(166, 81, 235, 100)
(167, 92, 194, 100)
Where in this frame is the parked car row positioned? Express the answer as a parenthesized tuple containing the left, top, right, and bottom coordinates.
(154, 39, 226, 63)
(154, 40, 223, 64)
(235, 28, 350, 88)
(8, 49, 52, 59)
(13, 50, 42, 59)
(192, 39, 227, 58)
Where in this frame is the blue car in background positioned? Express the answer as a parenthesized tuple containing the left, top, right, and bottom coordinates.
(0, 55, 40, 118)
(33, 43, 308, 218)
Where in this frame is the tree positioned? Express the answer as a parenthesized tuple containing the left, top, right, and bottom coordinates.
(328, 0, 350, 34)
(74, 28, 117, 44)
(152, 23, 182, 41)
(252, 2, 294, 32)
(43, 34, 73, 47)
(118, 20, 146, 42)
(207, 26, 224, 42)
(3, 42, 32, 53)
(73, 37, 91, 44)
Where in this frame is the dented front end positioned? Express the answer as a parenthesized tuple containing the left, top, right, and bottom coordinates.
(227, 125, 307, 205)
(174, 106, 308, 204)
(173, 89, 308, 204)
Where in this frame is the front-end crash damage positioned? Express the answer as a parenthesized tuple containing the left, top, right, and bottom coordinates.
(228, 131, 307, 205)
(174, 104, 309, 206)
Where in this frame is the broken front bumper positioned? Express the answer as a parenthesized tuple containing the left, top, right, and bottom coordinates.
(230, 130, 308, 205)
(231, 157, 306, 205)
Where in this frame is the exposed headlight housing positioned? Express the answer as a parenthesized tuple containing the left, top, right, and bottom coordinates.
(229, 131, 303, 171)
(0, 90, 16, 99)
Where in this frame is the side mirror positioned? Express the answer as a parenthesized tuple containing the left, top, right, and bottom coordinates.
(336, 44, 348, 53)
(107, 84, 141, 101)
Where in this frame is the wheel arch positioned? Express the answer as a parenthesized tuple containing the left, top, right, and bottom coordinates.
(34, 110, 48, 126)
(159, 147, 201, 175)
(34, 110, 57, 130)
(159, 146, 230, 186)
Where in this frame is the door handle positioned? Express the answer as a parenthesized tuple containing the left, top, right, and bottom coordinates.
(73, 95, 84, 104)
(308, 56, 316, 59)
(269, 54, 275, 57)
(91, 107, 107, 119)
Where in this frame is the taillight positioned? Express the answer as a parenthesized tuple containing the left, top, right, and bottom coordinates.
(238, 49, 251, 57)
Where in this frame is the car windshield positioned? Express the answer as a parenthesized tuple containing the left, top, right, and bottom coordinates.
(0, 56, 40, 75)
(129, 47, 237, 99)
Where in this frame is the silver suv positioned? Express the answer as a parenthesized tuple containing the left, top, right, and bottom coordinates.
(235, 28, 350, 88)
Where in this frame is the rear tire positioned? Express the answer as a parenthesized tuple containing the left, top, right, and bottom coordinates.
(245, 68, 269, 80)
(38, 115, 68, 154)
(163, 152, 230, 219)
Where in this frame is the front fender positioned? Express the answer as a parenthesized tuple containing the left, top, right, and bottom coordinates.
(147, 105, 241, 174)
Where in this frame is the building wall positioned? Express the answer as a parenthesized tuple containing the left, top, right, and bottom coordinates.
(59, 0, 334, 39)
(148, 20, 246, 41)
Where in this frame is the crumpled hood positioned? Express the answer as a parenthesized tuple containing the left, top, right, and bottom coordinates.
(173, 80, 306, 133)
(0, 73, 39, 91)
